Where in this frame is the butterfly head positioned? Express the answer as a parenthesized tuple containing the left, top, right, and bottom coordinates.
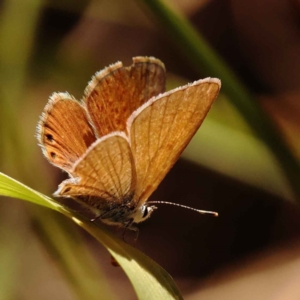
(130, 204, 157, 224)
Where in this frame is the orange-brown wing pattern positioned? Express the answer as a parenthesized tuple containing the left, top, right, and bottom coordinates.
(83, 57, 166, 137)
(55, 133, 136, 207)
(37, 93, 96, 173)
(128, 78, 221, 205)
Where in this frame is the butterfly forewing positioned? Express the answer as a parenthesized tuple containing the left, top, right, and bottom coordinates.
(83, 57, 166, 137)
(56, 133, 136, 206)
(128, 78, 221, 204)
(37, 93, 96, 173)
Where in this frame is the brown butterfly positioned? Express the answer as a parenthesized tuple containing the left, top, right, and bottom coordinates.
(37, 57, 221, 230)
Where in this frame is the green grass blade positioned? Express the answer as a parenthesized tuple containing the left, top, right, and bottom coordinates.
(183, 116, 294, 201)
(75, 219, 183, 300)
(0, 173, 58, 210)
(32, 212, 116, 300)
(0, 172, 183, 300)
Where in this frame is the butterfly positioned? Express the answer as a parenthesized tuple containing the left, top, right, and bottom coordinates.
(37, 57, 221, 230)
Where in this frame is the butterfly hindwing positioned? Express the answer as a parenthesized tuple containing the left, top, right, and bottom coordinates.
(56, 132, 136, 208)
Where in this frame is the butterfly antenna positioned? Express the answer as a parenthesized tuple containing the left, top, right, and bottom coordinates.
(147, 201, 218, 217)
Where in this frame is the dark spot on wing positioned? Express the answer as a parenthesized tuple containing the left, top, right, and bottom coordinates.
(45, 134, 54, 142)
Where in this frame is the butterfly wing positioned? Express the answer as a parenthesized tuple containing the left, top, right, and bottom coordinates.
(55, 132, 136, 210)
(83, 56, 166, 137)
(37, 93, 96, 173)
(128, 78, 221, 205)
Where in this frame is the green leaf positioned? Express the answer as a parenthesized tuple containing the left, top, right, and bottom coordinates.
(74, 219, 183, 300)
(0, 173, 59, 211)
(0, 172, 183, 300)
(31, 212, 116, 300)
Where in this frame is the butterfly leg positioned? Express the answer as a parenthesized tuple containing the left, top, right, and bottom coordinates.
(122, 219, 139, 243)
(132, 226, 139, 243)
(90, 207, 116, 222)
(90, 215, 101, 222)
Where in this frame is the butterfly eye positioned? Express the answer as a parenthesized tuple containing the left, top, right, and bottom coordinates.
(142, 206, 149, 218)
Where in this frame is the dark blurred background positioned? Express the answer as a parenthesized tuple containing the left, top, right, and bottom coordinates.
(1, 0, 300, 299)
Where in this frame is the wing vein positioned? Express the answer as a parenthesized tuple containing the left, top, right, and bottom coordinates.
(106, 141, 122, 197)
